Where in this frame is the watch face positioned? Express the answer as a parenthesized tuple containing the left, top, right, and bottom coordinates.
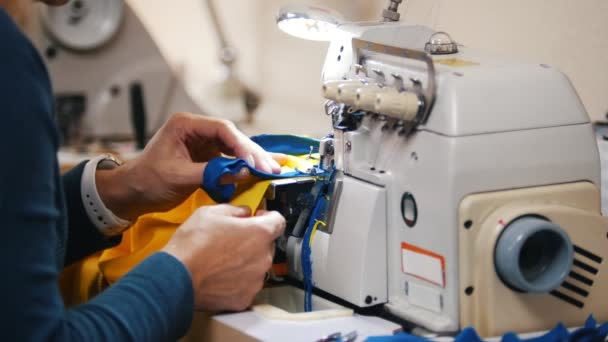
(97, 155, 121, 170)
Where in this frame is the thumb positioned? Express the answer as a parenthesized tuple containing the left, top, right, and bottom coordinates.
(250, 211, 286, 240)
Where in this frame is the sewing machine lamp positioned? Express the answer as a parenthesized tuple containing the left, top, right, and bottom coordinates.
(276, 5, 342, 41)
(40, 0, 124, 51)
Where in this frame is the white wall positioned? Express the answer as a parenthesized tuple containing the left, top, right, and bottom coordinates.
(128, 0, 608, 136)
(402, 0, 608, 122)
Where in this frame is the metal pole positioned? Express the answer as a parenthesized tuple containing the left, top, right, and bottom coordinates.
(382, 0, 403, 22)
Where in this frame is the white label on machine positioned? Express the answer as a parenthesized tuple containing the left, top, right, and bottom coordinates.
(401, 242, 445, 287)
(407, 281, 442, 313)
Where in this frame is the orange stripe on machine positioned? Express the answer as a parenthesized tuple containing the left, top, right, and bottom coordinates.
(401, 242, 446, 288)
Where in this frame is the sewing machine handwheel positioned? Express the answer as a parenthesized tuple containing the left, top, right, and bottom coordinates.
(494, 216, 573, 293)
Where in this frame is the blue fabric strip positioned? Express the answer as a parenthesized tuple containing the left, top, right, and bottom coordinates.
(250, 134, 319, 155)
(201, 134, 321, 203)
(202, 157, 305, 203)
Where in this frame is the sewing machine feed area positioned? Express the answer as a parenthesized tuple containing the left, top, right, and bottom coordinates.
(271, 16, 608, 339)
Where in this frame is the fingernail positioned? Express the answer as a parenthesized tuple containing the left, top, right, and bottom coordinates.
(246, 155, 255, 168)
(238, 205, 251, 215)
(270, 159, 281, 172)
(261, 160, 273, 173)
(237, 167, 249, 177)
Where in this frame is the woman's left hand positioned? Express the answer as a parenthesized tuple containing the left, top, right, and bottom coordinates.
(95, 112, 282, 221)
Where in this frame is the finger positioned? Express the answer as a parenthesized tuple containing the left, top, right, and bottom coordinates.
(260, 151, 282, 174)
(255, 209, 268, 216)
(179, 161, 207, 188)
(175, 114, 278, 174)
(270, 153, 289, 166)
(268, 157, 281, 174)
(208, 204, 252, 218)
(249, 211, 286, 239)
(179, 114, 255, 163)
(219, 167, 253, 185)
(249, 150, 273, 174)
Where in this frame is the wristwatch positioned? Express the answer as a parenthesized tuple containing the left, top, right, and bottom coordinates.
(81, 154, 132, 236)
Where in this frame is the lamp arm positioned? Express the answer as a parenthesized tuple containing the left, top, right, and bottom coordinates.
(204, 0, 235, 66)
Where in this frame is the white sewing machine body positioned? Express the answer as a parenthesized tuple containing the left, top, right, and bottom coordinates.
(283, 21, 608, 337)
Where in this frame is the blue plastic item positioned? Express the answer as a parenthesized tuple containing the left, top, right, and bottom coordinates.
(201, 134, 321, 203)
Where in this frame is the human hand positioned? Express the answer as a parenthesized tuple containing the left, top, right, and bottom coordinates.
(162, 205, 286, 311)
(96, 113, 282, 220)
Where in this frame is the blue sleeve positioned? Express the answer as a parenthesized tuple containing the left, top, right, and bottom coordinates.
(62, 161, 122, 265)
(0, 8, 194, 341)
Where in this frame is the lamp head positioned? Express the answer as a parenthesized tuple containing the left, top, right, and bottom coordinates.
(276, 5, 343, 41)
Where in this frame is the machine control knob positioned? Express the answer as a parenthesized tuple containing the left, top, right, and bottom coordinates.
(322, 81, 342, 102)
(355, 83, 382, 112)
(337, 81, 365, 107)
(375, 89, 421, 121)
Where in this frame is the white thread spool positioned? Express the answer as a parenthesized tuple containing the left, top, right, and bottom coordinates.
(375, 89, 421, 121)
(355, 83, 382, 112)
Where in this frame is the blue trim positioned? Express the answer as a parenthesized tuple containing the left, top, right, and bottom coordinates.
(365, 315, 608, 342)
(250, 134, 319, 155)
(201, 134, 321, 203)
(202, 157, 305, 203)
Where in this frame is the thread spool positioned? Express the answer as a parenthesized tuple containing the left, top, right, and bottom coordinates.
(375, 89, 421, 121)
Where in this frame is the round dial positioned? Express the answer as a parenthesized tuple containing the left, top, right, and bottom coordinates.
(40, 0, 124, 51)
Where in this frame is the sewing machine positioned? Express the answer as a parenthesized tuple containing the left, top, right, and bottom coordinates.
(271, 2, 608, 338)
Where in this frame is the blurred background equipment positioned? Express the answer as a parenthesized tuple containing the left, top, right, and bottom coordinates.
(35, 0, 202, 149)
(204, 0, 261, 124)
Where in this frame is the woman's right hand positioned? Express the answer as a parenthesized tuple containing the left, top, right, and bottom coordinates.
(162, 205, 285, 311)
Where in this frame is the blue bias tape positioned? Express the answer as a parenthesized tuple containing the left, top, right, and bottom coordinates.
(202, 157, 305, 203)
(250, 134, 320, 155)
(201, 134, 321, 203)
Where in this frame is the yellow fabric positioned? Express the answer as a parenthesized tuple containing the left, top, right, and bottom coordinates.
(60, 155, 313, 306)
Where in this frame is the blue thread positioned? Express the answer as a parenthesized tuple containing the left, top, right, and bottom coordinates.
(301, 183, 326, 312)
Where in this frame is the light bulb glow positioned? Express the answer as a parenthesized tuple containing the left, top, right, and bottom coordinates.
(276, 5, 342, 41)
